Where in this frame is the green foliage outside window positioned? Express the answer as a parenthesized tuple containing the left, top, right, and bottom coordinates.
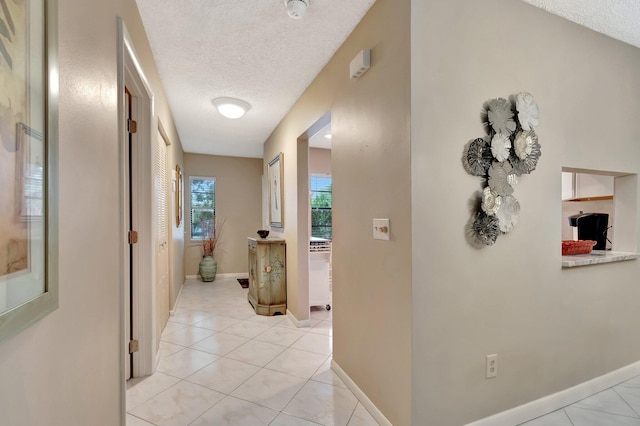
(190, 177, 215, 239)
(311, 176, 332, 239)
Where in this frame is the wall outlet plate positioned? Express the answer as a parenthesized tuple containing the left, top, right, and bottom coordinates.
(486, 354, 498, 379)
(373, 218, 390, 240)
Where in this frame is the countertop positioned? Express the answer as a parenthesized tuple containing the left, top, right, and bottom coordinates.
(562, 250, 640, 268)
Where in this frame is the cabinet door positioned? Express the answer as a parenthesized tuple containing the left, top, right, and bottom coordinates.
(256, 244, 271, 305)
(248, 247, 257, 300)
(268, 243, 286, 305)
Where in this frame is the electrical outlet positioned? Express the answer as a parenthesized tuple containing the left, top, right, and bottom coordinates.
(486, 354, 498, 379)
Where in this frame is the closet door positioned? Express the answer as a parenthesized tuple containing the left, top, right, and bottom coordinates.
(154, 130, 170, 348)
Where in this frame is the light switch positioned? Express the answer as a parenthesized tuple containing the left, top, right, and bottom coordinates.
(373, 218, 390, 240)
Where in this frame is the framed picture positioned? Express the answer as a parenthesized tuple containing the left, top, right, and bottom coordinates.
(0, 0, 58, 343)
(16, 123, 44, 220)
(175, 164, 182, 227)
(269, 152, 284, 228)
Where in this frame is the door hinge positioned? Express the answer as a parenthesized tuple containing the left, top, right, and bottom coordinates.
(129, 340, 139, 354)
(128, 230, 138, 244)
(128, 119, 137, 134)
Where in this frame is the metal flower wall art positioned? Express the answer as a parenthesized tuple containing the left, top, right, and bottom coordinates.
(462, 92, 541, 246)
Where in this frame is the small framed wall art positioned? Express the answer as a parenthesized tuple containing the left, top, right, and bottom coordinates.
(269, 152, 284, 228)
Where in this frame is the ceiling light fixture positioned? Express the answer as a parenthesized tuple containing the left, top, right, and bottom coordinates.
(284, 0, 310, 19)
(212, 97, 251, 119)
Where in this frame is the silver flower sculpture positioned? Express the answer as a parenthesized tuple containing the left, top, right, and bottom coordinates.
(462, 137, 493, 176)
(487, 98, 516, 136)
(463, 92, 540, 247)
(481, 186, 502, 216)
(514, 130, 538, 160)
(496, 195, 520, 233)
(488, 161, 514, 196)
(516, 92, 539, 131)
(491, 132, 511, 162)
(510, 132, 541, 175)
(470, 212, 500, 246)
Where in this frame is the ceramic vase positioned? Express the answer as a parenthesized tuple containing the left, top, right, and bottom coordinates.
(199, 255, 217, 282)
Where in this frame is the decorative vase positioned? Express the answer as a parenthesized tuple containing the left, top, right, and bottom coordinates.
(199, 255, 217, 282)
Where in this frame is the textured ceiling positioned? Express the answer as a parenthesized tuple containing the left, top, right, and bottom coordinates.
(135, 0, 375, 158)
(136, 0, 639, 158)
(521, 0, 640, 48)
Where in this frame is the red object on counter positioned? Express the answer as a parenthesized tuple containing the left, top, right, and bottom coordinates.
(562, 240, 597, 255)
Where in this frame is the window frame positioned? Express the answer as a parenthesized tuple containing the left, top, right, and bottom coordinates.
(310, 173, 332, 240)
(189, 175, 216, 242)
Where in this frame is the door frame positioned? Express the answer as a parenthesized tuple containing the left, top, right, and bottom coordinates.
(296, 111, 331, 320)
(118, 18, 157, 389)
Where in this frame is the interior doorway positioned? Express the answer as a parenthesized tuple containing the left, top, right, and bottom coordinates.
(308, 121, 333, 312)
(118, 18, 157, 389)
(296, 112, 332, 322)
(124, 87, 135, 380)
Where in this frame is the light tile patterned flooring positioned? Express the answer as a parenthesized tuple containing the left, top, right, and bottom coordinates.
(126, 276, 378, 426)
(520, 375, 640, 426)
(127, 277, 640, 425)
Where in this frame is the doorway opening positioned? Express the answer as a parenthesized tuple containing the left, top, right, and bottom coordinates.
(296, 112, 332, 324)
(118, 18, 157, 391)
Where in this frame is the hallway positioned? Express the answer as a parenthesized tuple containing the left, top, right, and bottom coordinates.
(126, 276, 378, 425)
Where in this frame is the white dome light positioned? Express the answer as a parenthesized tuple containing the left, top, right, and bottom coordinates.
(285, 0, 310, 19)
(212, 97, 251, 119)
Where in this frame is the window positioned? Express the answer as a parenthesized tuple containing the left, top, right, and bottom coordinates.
(190, 176, 215, 240)
(310, 175, 332, 239)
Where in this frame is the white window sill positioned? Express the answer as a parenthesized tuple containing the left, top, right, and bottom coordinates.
(562, 250, 640, 268)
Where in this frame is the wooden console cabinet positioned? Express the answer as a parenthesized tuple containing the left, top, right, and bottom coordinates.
(248, 238, 286, 316)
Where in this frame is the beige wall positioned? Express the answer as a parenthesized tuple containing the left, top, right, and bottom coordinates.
(0, 1, 183, 424)
(309, 147, 331, 175)
(184, 153, 263, 275)
(411, 0, 640, 424)
(263, 0, 411, 423)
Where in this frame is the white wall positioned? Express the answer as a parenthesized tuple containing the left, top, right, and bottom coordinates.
(0, 1, 183, 424)
(411, 0, 640, 424)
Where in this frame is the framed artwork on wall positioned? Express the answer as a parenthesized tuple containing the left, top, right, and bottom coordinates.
(269, 152, 284, 228)
(175, 164, 182, 227)
(0, 0, 58, 344)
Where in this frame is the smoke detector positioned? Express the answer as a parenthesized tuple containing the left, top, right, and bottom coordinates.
(285, 0, 310, 19)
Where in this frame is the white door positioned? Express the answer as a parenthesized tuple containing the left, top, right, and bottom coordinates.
(154, 131, 170, 350)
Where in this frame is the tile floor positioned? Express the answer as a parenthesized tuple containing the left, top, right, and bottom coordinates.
(126, 276, 379, 426)
(519, 376, 640, 425)
(127, 276, 640, 425)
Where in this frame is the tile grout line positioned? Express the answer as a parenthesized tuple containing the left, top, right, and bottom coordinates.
(128, 278, 348, 426)
(611, 386, 640, 418)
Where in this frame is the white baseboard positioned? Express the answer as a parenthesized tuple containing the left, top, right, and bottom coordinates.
(185, 273, 248, 281)
(465, 360, 640, 426)
(169, 281, 184, 316)
(286, 310, 311, 328)
(331, 359, 392, 426)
